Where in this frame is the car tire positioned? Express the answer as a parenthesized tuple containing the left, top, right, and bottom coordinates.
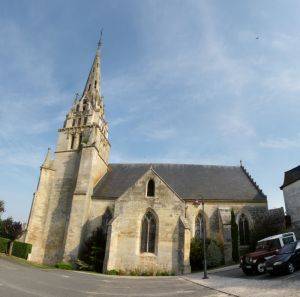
(242, 269, 252, 276)
(287, 262, 295, 274)
(256, 262, 265, 274)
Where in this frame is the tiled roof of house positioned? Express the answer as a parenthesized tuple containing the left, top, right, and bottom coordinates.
(93, 163, 267, 201)
(280, 165, 300, 189)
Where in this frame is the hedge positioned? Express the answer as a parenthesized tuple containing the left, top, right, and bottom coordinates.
(0, 237, 9, 253)
(12, 241, 32, 260)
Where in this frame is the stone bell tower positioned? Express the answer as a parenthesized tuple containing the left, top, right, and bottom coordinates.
(25, 35, 110, 264)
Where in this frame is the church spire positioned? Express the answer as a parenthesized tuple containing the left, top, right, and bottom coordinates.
(82, 31, 102, 99)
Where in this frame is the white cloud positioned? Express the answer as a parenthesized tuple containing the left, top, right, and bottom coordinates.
(260, 135, 300, 149)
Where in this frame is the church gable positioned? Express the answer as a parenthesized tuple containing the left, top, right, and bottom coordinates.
(115, 168, 184, 208)
(105, 168, 187, 273)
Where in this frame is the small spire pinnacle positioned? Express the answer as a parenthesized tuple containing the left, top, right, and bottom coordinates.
(97, 29, 103, 51)
(42, 148, 52, 168)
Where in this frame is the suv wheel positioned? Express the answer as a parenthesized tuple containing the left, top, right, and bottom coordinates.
(256, 262, 265, 274)
(287, 262, 295, 274)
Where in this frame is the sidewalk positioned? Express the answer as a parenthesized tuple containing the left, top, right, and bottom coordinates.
(181, 265, 300, 297)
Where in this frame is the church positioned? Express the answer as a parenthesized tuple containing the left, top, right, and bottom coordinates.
(25, 40, 268, 274)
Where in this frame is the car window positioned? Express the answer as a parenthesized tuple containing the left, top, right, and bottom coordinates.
(296, 242, 300, 250)
(267, 239, 281, 250)
(278, 242, 296, 254)
(283, 236, 295, 245)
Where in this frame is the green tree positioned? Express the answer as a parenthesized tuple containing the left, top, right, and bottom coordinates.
(0, 200, 4, 214)
(0, 217, 24, 255)
(80, 227, 107, 272)
(231, 209, 239, 262)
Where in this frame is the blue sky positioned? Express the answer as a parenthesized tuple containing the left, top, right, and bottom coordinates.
(1, 0, 300, 222)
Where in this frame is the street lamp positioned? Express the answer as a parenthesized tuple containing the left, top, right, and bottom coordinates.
(194, 196, 208, 279)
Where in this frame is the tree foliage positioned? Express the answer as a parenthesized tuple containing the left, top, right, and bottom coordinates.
(190, 237, 223, 271)
(249, 211, 286, 251)
(231, 209, 239, 262)
(79, 227, 107, 272)
(0, 217, 23, 241)
(0, 200, 4, 214)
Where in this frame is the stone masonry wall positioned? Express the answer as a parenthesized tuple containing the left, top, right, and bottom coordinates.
(26, 166, 55, 262)
(42, 151, 80, 264)
(104, 169, 190, 274)
(283, 180, 300, 237)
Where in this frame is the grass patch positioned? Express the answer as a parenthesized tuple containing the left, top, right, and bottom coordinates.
(0, 253, 53, 269)
(55, 262, 73, 270)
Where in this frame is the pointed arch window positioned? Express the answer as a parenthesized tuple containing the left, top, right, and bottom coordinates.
(141, 211, 156, 253)
(195, 213, 204, 239)
(239, 214, 250, 245)
(147, 179, 155, 197)
(94, 80, 97, 88)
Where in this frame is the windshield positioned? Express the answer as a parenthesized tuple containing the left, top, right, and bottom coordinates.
(278, 242, 296, 254)
(282, 236, 295, 245)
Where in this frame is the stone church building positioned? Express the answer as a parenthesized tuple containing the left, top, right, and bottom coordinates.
(25, 42, 268, 274)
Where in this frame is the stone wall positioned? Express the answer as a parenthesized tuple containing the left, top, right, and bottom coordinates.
(283, 180, 300, 237)
(185, 200, 267, 263)
(25, 165, 55, 262)
(41, 150, 80, 264)
(104, 169, 190, 274)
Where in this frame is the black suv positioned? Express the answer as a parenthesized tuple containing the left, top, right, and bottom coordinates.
(265, 241, 300, 275)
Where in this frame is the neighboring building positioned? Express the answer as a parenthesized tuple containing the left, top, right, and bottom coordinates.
(25, 41, 268, 274)
(281, 166, 300, 237)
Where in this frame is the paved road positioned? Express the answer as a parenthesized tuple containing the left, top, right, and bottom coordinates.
(185, 265, 300, 297)
(1, 257, 300, 297)
(0, 257, 226, 297)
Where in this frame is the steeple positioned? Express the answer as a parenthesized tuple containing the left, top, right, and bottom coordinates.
(41, 148, 53, 169)
(82, 31, 103, 99)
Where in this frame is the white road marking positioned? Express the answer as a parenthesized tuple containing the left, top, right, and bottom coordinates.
(61, 275, 70, 278)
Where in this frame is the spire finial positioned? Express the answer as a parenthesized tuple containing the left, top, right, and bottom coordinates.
(97, 28, 103, 50)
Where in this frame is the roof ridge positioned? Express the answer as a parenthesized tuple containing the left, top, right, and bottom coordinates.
(109, 162, 240, 168)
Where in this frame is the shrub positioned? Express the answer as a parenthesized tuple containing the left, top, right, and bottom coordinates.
(190, 237, 204, 271)
(80, 227, 107, 273)
(206, 240, 224, 268)
(231, 209, 239, 262)
(106, 269, 119, 275)
(190, 237, 224, 271)
(11, 241, 32, 259)
(0, 237, 9, 253)
(55, 262, 73, 270)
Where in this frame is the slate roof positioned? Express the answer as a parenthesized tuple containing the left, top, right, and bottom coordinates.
(93, 163, 267, 201)
(280, 165, 300, 189)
